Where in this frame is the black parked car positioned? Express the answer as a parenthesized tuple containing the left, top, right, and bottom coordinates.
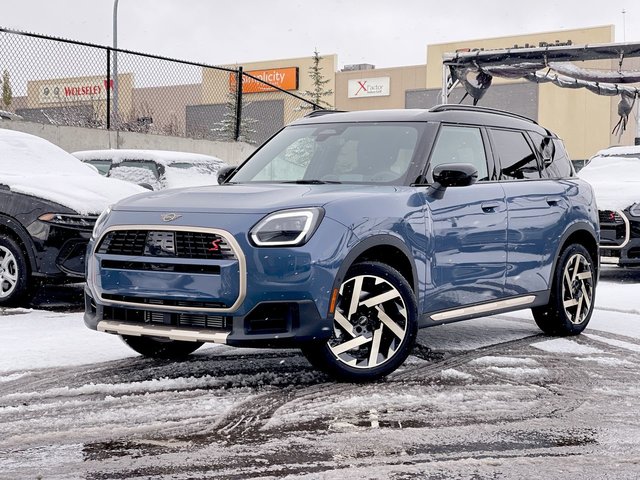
(0, 129, 143, 306)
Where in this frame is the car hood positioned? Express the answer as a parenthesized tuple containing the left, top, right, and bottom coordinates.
(113, 183, 404, 214)
(578, 157, 640, 211)
(0, 173, 146, 215)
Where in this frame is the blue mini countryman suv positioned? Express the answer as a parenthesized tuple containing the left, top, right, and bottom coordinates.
(85, 105, 599, 382)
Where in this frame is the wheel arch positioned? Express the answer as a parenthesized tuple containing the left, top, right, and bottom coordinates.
(553, 222, 599, 281)
(0, 214, 37, 273)
(334, 234, 418, 294)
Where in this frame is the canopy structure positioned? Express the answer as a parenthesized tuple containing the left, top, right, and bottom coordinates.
(442, 42, 640, 137)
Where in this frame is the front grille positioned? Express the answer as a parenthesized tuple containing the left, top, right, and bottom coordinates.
(599, 210, 623, 224)
(101, 260, 220, 274)
(98, 229, 236, 260)
(102, 305, 231, 330)
(598, 210, 628, 247)
(102, 293, 226, 309)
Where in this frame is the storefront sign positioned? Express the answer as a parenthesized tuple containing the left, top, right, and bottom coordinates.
(38, 79, 113, 104)
(348, 77, 390, 98)
(232, 67, 299, 93)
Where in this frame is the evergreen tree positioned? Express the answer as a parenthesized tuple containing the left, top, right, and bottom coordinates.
(302, 49, 333, 110)
(1, 70, 12, 109)
(211, 72, 257, 144)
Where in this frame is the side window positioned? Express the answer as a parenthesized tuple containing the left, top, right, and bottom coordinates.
(490, 129, 540, 180)
(428, 126, 489, 182)
(530, 132, 574, 178)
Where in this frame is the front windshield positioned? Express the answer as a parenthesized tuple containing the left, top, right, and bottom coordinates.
(231, 122, 425, 185)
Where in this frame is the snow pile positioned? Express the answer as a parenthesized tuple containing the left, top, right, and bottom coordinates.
(578, 156, 640, 211)
(0, 129, 145, 214)
(532, 338, 604, 355)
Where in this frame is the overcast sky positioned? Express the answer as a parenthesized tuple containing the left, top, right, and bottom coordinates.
(2, 0, 639, 69)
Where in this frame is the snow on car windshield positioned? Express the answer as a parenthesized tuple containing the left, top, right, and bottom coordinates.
(72, 149, 227, 189)
(0, 129, 145, 215)
(578, 155, 640, 211)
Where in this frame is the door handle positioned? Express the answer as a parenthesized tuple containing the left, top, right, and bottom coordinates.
(481, 201, 501, 213)
(546, 196, 562, 206)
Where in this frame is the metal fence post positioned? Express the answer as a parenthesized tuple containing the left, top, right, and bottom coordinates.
(234, 67, 243, 141)
(106, 47, 111, 130)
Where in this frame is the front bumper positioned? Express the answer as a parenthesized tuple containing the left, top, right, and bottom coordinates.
(30, 221, 94, 280)
(84, 288, 331, 347)
(599, 209, 640, 266)
(84, 217, 350, 347)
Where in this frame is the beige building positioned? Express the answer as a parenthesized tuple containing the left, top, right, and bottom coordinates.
(333, 25, 639, 161)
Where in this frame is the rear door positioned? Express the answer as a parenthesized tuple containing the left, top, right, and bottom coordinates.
(488, 128, 571, 295)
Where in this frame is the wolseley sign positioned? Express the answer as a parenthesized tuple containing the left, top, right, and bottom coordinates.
(38, 79, 113, 104)
(348, 77, 390, 98)
(231, 67, 299, 94)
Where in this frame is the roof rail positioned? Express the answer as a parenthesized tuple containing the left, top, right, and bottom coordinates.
(429, 104, 537, 124)
(304, 109, 346, 118)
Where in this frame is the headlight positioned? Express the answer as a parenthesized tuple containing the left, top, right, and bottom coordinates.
(91, 205, 113, 240)
(38, 213, 96, 228)
(630, 203, 640, 217)
(250, 208, 324, 247)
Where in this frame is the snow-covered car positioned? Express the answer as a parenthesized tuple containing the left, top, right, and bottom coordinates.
(0, 129, 145, 306)
(579, 146, 640, 267)
(72, 149, 228, 190)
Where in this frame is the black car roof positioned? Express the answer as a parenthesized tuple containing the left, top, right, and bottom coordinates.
(292, 105, 553, 136)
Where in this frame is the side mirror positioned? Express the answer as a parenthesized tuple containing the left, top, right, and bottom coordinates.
(432, 163, 478, 188)
(217, 166, 236, 184)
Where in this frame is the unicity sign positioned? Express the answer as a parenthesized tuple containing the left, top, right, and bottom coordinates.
(348, 77, 390, 98)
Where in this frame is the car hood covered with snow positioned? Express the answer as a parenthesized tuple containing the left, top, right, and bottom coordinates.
(0, 129, 145, 215)
(578, 156, 640, 211)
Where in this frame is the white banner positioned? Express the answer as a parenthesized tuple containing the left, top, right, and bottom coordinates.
(38, 79, 112, 104)
(348, 77, 390, 98)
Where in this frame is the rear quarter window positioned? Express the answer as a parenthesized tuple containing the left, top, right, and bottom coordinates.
(529, 132, 575, 179)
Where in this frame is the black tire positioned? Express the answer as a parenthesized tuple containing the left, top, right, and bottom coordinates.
(532, 243, 596, 336)
(0, 235, 33, 307)
(302, 262, 418, 382)
(120, 335, 204, 359)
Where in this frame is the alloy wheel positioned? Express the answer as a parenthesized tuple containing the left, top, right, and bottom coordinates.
(0, 246, 19, 299)
(561, 253, 594, 325)
(329, 274, 408, 369)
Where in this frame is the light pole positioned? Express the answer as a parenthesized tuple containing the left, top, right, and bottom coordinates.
(112, 0, 119, 126)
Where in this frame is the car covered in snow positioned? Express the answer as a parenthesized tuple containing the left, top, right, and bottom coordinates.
(85, 106, 599, 382)
(579, 146, 640, 267)
(0, 129, 145, 306)
(72, 149, 228, 190)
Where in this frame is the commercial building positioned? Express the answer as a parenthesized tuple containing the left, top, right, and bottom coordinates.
(9, 25, 638, 162)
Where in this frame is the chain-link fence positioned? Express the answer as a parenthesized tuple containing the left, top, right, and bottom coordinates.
(0, 28, 322, 145)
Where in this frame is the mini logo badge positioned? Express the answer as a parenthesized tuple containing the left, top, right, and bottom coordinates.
(161, 213, 182, 222)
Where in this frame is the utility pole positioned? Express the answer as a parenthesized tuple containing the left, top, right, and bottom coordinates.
(113, 0, 119, 127)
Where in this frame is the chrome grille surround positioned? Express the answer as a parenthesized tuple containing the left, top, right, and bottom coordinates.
(92, 225, 246, 314)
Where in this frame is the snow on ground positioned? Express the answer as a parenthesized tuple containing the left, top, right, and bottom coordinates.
(0, 270, 638, 375)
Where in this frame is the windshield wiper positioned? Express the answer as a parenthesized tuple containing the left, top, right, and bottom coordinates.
(282, 179, 342, 184)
